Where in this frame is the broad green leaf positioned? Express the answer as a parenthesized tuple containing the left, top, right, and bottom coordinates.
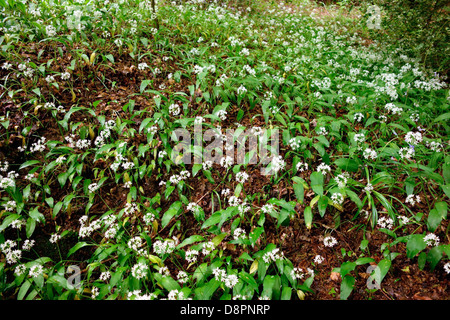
(304, 206, 313, 229)
(406, 234, 427, 259)
(161, 201, 182, 228)
(310, 171, 324, 195)
(334, 158, 359, 172)
(340, 275, 355, 300)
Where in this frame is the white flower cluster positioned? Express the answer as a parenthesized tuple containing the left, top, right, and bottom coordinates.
(131, 262, 148, 279)
(236, 172, 249, 184)
(331, 193, 344, 205)
(405, 194, 420, 206)
(233, 227, 246, 240)
(0, 240, 22, 264)
(212, 268, 239, 288)
(404, 131, 422, 146)
(316, 162, 331, 175)
(323, 236, 338, 247)
(153, 237, 178, 256)
(128, 236, 147, 256)
(363, 148, 378, 160)
(94, 120, 116, 147)
(201, 241, 215, 256)
(185, 249, 199, 263)
(30, 137, 46, 153)
(424, 233, 440, 247)
(262, 248, 285, 263)
(295, 161, 308, 173)
(290, 267, 304, 280)
(78, 215, 101, 238)
(169, 170, 190, 184)
(377, 216, 394, 229)
(384, 103, 403, 115)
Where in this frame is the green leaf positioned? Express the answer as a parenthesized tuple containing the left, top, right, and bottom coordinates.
(310, 171, 324, 195)
(304, 206, 313, 229)
(140, 79, 151, 93)
(26, 218, 36, 238)
(340, 275, 355, 300)
(292, 177, 305, 203)
(355, 257, 375, 265)
(281, 286, 292, 300)
(406, 234, 427, 259)
(177, 235, 204, 249)
(318, 195, 328, 217)
(161, 201, 182, 228)
(375, 259, 391, 284)
(19, 160, 40, 170)
(67, 242, 92, 258)
(160, 276, 181, 292)
(334, 158, 359, 172)
(29, 207, 45, 223)
(340, 261, 356, 278)
(426, 246, 444, 271)
(195, 279, 221, 300)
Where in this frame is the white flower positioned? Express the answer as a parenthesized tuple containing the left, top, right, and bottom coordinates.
(50, 234, 61, 243)
(216, 109, 228, 120)
(424, 233, 440, 247)
(354, 133, 365, 144)
(444, 262, 450, 274)
(138, 62, 148, 70)
(296, 161, 308, 173)
(384, 103, 403, 115)
(159, 266, 170, 276)
(398, 215, 410, 225)
(88, 183, 99, 194)
(323, 236, 338, 247)
(45, 75, 55, 83)
(202, 160, 213, 171)
(317, 127, 328, 135)
(169, 103, 181, 116)
(354, 112, 364, 122)
(233, 227, 246, 240)
(314, 255, 324, 264)
(14, 264, 27, 276)
(316, 162, 331, 175)
(271, 155, 286, 173)
(61, 72, 71, 80)
(153, 239, 176, 256)
(167, 289, 186, 300)
(131, 262, 148, 279)
(399, 147, 415, 160)
(236, 172, 249, 184)
(363, 148, 378, 160)
(290, 267, 304, 279)
(377, 216, 394, 229)
(262, 248, 285, 263)
(46, 25, 56, 37)
(29, 264, 44, 278)
(289, 138, 301, 150)
(177, 271, 189, 283)
(364, 183, 374, 193)
(194, 116, 204, 125)
(404, 131, 422, 145)
(331, 193, 344, 205)
(237, 85, 247, 95)
(220, 156, 233, 169)
(185, 249, 199, 263)
(22, 240, 35, 251)
(202, 241, 215, 255)
(405, 194, 420, 206)
(100, 271, 111, 281)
